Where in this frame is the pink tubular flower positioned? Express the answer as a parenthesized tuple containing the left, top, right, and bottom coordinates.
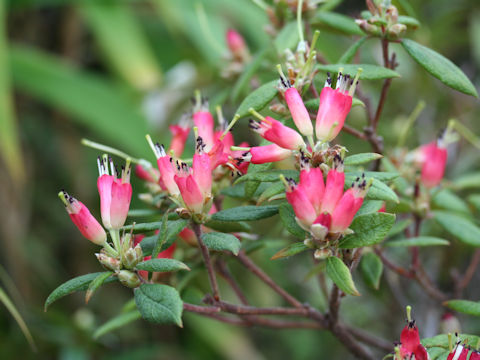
(168, 124, 190, 157)
(446, 343, 471, 360)
(243, 144, 291, 164)
(279, 76, 313, 137)
(226, 29, 248, 60)
(299, 166, 324, 214)
(193, 110, 215, 151)
(249, 116, 305, 150)
(192, 137, 213, 199)
(284, 178, 317, 227)
(396, 307, 429, 360)
(316, 72, 358, 142)
(135, 164, 160, 183)
(97, 156, 132, 229)
(149, 142, 180, 196)
(330, 175, 367, 233)
(174, 167, 205, 214)
(59, 190, 106, 245)
(320, 156, 345, 215)
(418, 140, 447, 188)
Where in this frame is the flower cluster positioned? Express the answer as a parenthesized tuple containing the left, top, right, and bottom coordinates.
(240, 70, 361, 166)
(283, 153, 370, 255)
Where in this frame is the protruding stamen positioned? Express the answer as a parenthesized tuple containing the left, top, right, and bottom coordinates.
(249, 108, 266, 122)
(299, 150, 310, 170)
(348, 68, 363, 96)
(231, 146, 251, 152)
(216, 105, 226, 131)
(406, 305, 412, 322)
(146, 134, 161, 159)
(220, 114, 241, 140)
(196, 136, 206, 154)
(332, 154, 344, 171)
(276, 64, 291, 90)
(324, 72, 332, 87)
(58, 190, 68, 206)
(109, 157, 116, 177)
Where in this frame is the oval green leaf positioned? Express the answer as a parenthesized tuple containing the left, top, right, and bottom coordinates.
(139, 219, 188, 256)
(433, 211, 480, 247)
(85, 271, 113, 304)
(344, 153, 383, 166)
(134, 284, 183, 327)
(312, 11, 363, 35)
(326, 256, 360, 296)
(211, 205, 279, 222)
(401, 39, 478, 97)
(385, 236, 449, 247)
(136, 258, 190, 272)
(360, 253, 383, 290)
(201, 232, 241, 256)
(271, 242, 309, 260)
(236, 80, 278, 118)
(279, 203, 307, 239)
(338, 37, 369, 63)
(203, 219, 251, 233)
(339, 212, 395, 249)
(235, 169, 299, 184)
(316, 63, 400, 80)
(444, 300, 480, 317)
(45, 272, 117, 311)
(93, 310, 141, 339)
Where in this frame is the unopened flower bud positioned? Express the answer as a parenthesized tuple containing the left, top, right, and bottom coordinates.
(122, 247, 141, 269)
(386, 5, 398, 23)
(95, 253, 121, 271)
(356, 19, 382, 36)
(387, 23, 407, 39)
(117, 270, 141, 288)
(314, 248, 332, 260)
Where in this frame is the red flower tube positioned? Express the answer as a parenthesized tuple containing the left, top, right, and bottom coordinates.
(249, 116, 305, 150)
(299, 166, 324, 214)
(316, 72, 359, 142)
(320, 157, 345, 214)
(419, 140, 447, 188)
(193, 111, 215, 152)
(168, 124, 190, 158)
(59, 190, 106, 245)
(281, 77, 313, 137)
(243, 144, 291, 164)
(97, 156, 132, 229)
(284, 177, 317, 228)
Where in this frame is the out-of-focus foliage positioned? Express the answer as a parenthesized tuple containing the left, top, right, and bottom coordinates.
(0, 0, 479, 359)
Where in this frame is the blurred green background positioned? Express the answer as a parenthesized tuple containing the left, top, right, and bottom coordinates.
(0, 0, 479, 359)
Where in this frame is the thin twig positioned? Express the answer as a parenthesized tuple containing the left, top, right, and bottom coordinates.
(192, 222, 220, 300)
(343, 124, 367, 140)
(455, 249, 480, 297)
(237, 251, 303, 308)
(183, 303, 221, 314)
(347, 325, 393, 352)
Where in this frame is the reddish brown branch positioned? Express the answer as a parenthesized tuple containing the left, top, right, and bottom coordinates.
(237, 251, 304, 308)
(192, 222, 220, 301)
(456, 249, 480, 296)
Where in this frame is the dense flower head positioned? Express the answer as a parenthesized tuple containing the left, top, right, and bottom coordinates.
(97, 156, 132, 230)
(58, 190, 107, 245)
(283, 154, 369, 241)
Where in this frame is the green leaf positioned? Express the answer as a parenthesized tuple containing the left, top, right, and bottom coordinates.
(236, 80, 278, 118)
(453, 172, 480, 190)
(422, 334, 480, 349)
(344, 174, 399, 203)
(136, 259, 190, 272)
(444, 300, 480, 317)
(211, 205, 279, 222)
(274, 21, 299, 53)
(360, 253, 383, 290)
(433, 211, 480, 247)
(326, 256, 360, 296)
(235, 169, 299, 184)
(80, 1, 162, 90)
(312, 11, 363, 35)
(201, 232, 242, 255)
(355, 200, 384, 217)
(45, 272, 117, 311)
(344, 153, 383, 166)
(203, 219, 251, 233)
(85, 271, 113, 304)
(339, 212, 395, 248)
(316, 63, 400, 80)
(152, 212, 169, 259)
(398, 15, 420, 29)
(432, 189, 470, 215)
(338, 37, 369, 63)
(346, 171, 399, 182)
(387, 218, 413, 237)
(257, 181, 285, 204)
(271, 242, 309, 260)
(10, 46, 149, 156)
(134, 284, 183, 327)
(401, 39, 478, 97)
(0, 286, 36, 351)
(386, 236, 449, 247)
(278, 203, 307, 239)
(468, 194, 480, 212)
(231, 48, 269, 102)
(93, 310, 141, 339)
(139, 220, 188, 256)
(122, 213, 181, 232)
